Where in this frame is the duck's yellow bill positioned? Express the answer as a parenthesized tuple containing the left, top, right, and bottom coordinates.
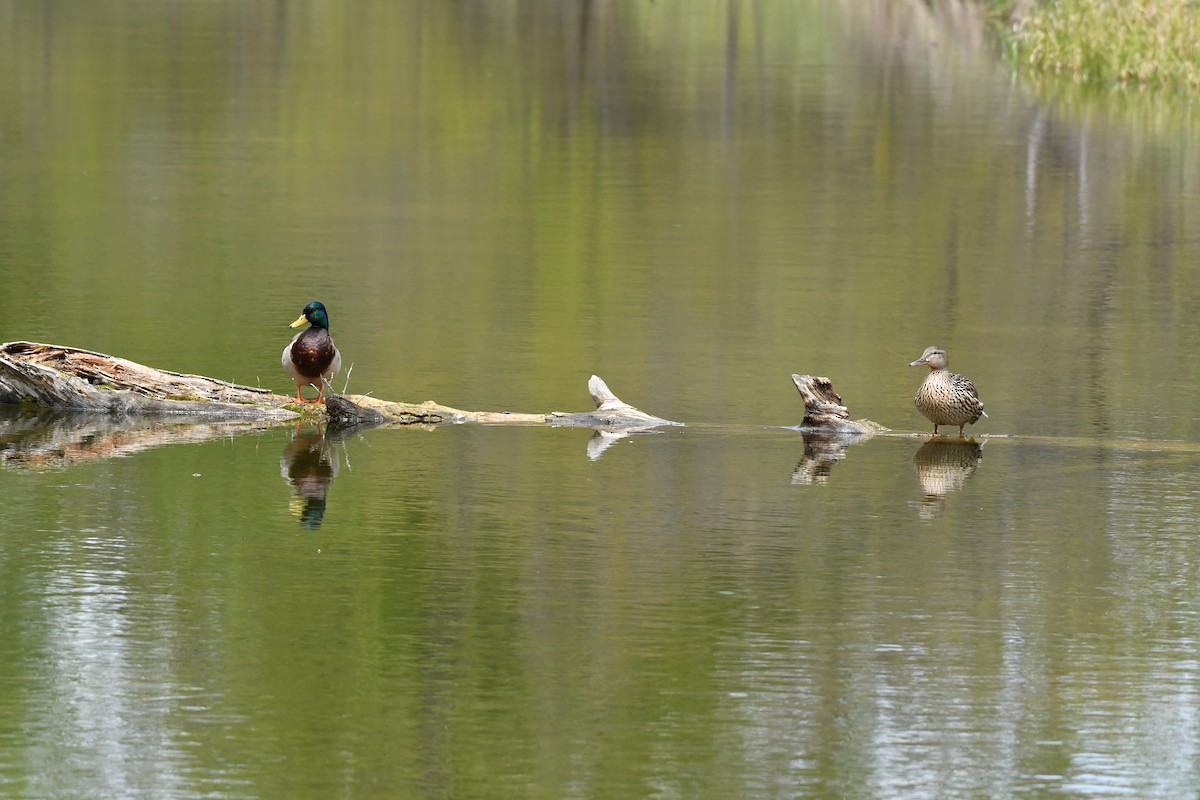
(289, 314, 308, 328)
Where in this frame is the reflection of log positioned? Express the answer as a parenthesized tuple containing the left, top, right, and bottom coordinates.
(0, 409, 278, 470)
(0, 342, 678, 431)
(791, 374, 886, 435)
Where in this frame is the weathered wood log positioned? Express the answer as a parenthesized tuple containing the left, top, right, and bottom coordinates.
(550, 375, 680, 429)
(1, 343, 880, 439)
(0, 342, 678, 430)
(791, 374, 887, 436)
(323, 394, 546, 426)
(0, 341, 296, 419)
(326, 375, 680, 430)
(0, 342, 680, 468)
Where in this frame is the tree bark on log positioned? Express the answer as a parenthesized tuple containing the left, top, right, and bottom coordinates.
(0, 342, 679, 430)
(791, 374, 887, 436)
(0, 341, 294, 418)
(0, 344, 883, 439)
(325, 375, 679, 430)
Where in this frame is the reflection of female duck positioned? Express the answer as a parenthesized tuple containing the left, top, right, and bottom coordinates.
(913, 439, 982, 498)
(913, 439, 982, 520)
(283, 301, 342, 403)
(909, 346, 986, 437)
(281, 429, 339, 528)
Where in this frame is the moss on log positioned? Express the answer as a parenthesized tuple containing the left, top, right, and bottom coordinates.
(0, 342, 679, 430)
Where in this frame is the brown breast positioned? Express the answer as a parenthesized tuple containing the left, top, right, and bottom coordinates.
(290, 328, 337, 380)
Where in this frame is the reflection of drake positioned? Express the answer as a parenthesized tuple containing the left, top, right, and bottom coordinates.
(281, 428, 339, 528)
(913, 439, 982, 519)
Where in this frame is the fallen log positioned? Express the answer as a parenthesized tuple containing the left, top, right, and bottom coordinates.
(0, 341, 295, 418)
(326, 374, 680, 430)
(0, 341, 679, 430)
(0, 343, 883, 439)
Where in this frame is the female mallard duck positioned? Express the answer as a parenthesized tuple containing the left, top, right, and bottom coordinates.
(283, 301, 342, 403)
(909, 345, 986, 437)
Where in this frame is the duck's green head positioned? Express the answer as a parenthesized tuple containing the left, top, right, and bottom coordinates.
(290, 301, 331, 330)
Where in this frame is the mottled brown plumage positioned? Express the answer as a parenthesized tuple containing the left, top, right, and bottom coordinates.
(282, 301, 342, 403)
(909, 345, 986, 437)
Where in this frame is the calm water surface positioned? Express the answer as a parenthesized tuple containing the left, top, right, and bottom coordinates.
(3, 2, 1200, 798)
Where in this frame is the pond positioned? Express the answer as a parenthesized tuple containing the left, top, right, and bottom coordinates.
(3, 1, 1200, 797)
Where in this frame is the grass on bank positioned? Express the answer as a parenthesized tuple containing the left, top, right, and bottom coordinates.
(1002, 0, 1200, 92)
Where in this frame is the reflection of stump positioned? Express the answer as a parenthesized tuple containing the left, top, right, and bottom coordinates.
(791, 431, 853, 485)
(789, 375, 885, 484)
(791, 375, 886, 435)
(913, 439, 982, 519)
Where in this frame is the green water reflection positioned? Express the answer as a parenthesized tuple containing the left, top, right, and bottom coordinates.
(5, 416, 1200, 797)
(3, 1, 1200, 797)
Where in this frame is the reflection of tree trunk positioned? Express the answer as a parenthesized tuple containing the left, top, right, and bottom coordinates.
(1024, 109, 1046, 239)
(750, 0, 768, 120)
(723, 0, 739, 137)
(563, 0, 591, 133)
(579, 0, 591, 67)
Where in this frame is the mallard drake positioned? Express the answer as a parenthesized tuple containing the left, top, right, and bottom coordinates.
(282, 301, 342, 403)
(909, 345, 986, 437)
